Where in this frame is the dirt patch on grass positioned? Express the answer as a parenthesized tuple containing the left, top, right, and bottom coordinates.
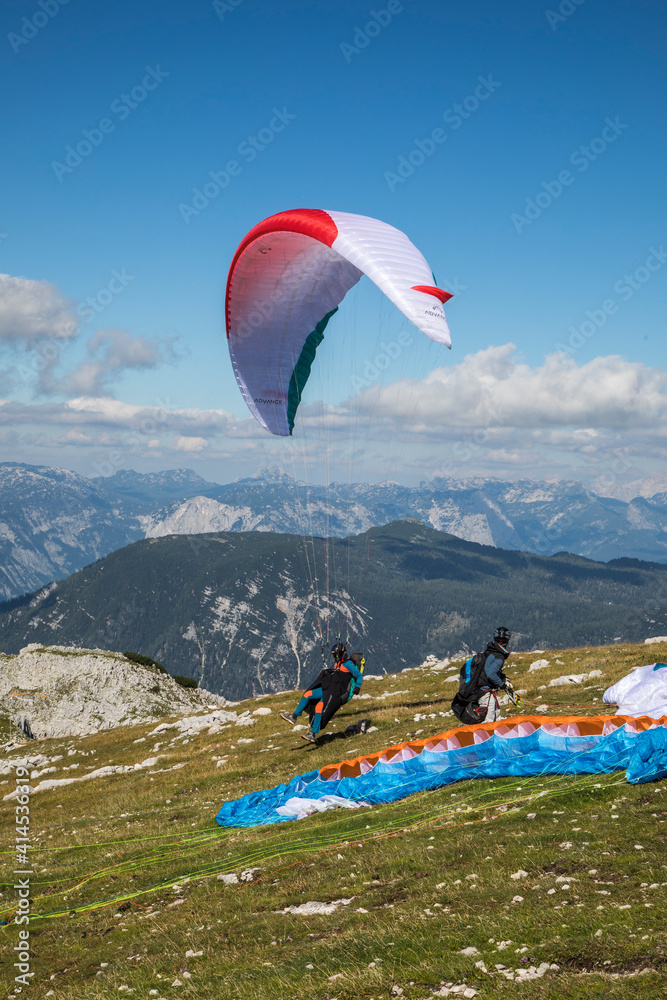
(379, 887, 410, 905)
(563, 955, 663, 975)
(539, 859, 589, 875)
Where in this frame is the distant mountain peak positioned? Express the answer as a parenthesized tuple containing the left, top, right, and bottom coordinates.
(250, 466, 296, 483)
(95, 468, 211, 487)
(595, 474, 667, 502)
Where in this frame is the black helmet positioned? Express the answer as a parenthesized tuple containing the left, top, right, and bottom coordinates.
(331, 641, 347, 659)
(493, 626, 511, 648)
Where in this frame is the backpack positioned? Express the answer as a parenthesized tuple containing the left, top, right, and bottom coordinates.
(457, 651, 487, 703)
(346, 652, 365, 699)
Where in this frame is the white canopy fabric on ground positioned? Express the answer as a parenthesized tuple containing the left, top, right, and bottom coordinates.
(604, 662, 667, 718)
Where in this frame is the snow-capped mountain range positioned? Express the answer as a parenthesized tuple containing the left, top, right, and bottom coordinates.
(2, 460, 667, 602)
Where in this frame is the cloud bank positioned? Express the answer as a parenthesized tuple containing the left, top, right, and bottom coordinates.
(343, 345, 667, 433)
(2, 344, 666, 484)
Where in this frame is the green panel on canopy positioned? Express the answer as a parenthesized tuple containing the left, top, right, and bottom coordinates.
(286, 308, 338, 435)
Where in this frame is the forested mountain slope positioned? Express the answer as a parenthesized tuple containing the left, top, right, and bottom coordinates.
(2, 521, 666, 700)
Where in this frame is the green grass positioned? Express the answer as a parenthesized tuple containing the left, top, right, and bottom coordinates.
(1, 642, 666, 998)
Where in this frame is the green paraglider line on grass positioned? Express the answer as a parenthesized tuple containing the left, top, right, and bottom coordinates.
(0, 769, 623, 924)
(286, 308, 338, 435)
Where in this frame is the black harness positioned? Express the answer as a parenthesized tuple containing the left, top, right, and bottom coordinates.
(451, 642, 509, 725)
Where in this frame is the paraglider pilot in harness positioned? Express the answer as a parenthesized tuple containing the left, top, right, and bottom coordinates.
(281, 642, 364, 743)
(451, 626, 518, 725)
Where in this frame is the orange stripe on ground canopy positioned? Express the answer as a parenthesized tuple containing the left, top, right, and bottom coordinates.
(318, 714, 667, 782)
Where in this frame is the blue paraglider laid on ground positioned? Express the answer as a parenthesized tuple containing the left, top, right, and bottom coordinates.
(215, 715, 667, 828)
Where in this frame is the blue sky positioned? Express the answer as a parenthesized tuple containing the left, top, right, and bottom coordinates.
(1, 0, 666, 486)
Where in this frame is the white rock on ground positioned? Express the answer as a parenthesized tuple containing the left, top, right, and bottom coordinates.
(549, 670, 602, 687)
(217, 873, 239, 885)
(420, 655, 452, 672)
(2, 754, 192, 800)
(151, 708, 241, 738)
(279, 898, 354, 915)
(644, 636, 667, 645)
(496, 961, 559, 982)
(0, 644, 232, 739)
(528, 659, 550, 672)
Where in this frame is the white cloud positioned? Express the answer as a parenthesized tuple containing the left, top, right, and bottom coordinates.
(40, 328, 178, 397)
(0, 396, 254, 438)
(174, 435, 209, 452)
(342, 345, 667, 434)
(62, 429, 92, 444)
(0, 273, 183, 399)
(0, 273, 78, 344)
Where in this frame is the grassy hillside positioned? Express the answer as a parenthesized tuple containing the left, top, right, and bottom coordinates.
(2, 521, 667, 700)
(1, 641, 666, 998)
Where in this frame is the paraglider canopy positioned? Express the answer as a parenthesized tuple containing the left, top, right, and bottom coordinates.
(225, 208, 453, 436)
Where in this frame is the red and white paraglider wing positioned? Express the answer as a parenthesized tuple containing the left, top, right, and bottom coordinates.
(225, 208, 451, 436)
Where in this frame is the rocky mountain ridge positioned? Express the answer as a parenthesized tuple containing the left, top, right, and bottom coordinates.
(3, 461, 667, 601)
(0, 643, 234, 741)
